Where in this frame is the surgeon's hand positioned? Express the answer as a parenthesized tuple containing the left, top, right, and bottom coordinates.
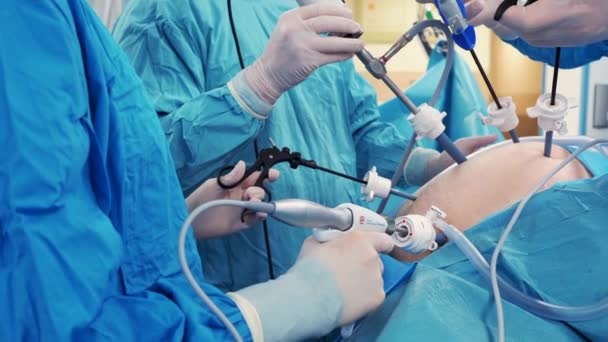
(186, 161, 280, 240)
(233, 231, 394, 341)
(242, 2, 363, 105)
(296, 231, 394, 325)
(464, 0, 608, 47)
(424, 134, 498, 182)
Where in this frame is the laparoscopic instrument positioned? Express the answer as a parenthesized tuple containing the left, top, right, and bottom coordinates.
(217, 145, 417, 205)
(493, 0, 570, 158)
(179, 198, 442, 342)
(434, 0, 520, 144)
(300, 0, 469, 171)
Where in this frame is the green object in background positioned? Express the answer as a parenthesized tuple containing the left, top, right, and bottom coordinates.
(425, 5, 434, 20)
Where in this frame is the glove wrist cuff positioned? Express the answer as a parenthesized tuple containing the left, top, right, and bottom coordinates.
(228, 70, 273, 119)
(236, 258, 343, 341)
(242, 59, 284, 106)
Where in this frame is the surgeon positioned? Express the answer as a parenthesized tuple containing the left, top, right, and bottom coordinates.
(1, 1, 396, 340)
(113, 0, 497, 291)
(463, 0, 608, 68)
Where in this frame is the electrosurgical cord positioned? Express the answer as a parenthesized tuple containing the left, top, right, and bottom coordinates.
(434, 139, 608, 342)
(227, 0, 275, 281)
(179, 200, 277, 342)
(376, 19, 455, 214)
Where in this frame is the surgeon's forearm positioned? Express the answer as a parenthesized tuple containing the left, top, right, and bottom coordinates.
(231, 259, 343, 342)
(160, 85, 267, 194)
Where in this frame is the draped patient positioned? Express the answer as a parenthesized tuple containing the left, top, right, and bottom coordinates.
(349, 141, 607, 341)
(392, 141, 591, 261)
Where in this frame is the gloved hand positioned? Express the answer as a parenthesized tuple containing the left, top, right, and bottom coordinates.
(415, 0, 518, 40)
(424, 134, 497, 182)
(464, 0, 608, 47)
(186, 161, 279, 239)
(232, 231, 394, 341)
(296, 231, 394, 325)
(242, 2, 364, 105)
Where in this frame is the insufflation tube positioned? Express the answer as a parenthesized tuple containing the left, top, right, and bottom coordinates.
(435, 220, 608, 321)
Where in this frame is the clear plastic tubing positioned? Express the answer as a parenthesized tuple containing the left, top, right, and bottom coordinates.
(435, 220, 608, 321)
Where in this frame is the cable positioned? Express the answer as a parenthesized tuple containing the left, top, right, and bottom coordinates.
(227, 0, 245, 70)
(544, 48, 561, 158)
(255, 141, 276, 280)
(490, 139, 608, 342)
(179, 200, 277, 342)
(227, 0, 275, 280)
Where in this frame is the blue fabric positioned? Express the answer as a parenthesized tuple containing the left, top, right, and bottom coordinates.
(565, 145, 608, 177)
(358, 258, 415, 337)
(113, 0, 431, 291)
(350, 175, 608, 341)
(381, 256, 416, 294)
(0, 0, 250, 340)
(506, 39, 608, 69)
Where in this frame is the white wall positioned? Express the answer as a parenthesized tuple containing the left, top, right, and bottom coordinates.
(544, 57, 608, 138)
(584, 58, 608, 138)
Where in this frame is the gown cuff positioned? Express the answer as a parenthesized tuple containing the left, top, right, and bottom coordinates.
(403, 147, 440, 186)
(235, 258, 343, 342)
(228, 70, 273, 120)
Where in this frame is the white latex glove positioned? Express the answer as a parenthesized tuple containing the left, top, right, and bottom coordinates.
(243, 2, 363, 105)
(296, 231, 394, 325)
(465, 0, 608, 47)
(424, 134, 497, 182)
(233, 231, 394, 341)
(186, 161, 280, 239)
(414, 0, 519, 40)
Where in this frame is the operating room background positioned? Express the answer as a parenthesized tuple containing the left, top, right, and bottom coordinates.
(89, 0, 606, 140)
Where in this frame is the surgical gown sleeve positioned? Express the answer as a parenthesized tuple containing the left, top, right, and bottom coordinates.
(506, 38, 608, 68)
(343, 61, 437, 186)
(0, 1, 251, 340)
(112, 9, 264, 193)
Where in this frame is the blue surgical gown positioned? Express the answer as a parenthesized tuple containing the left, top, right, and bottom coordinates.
(350, 175, 608, 341)
(0, 0, 250, 340)
(113, 0, 425, 291)
(507, 39, 608, 68)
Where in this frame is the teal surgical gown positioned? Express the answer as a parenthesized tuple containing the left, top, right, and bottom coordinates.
(113, 0, 426, 291)
(0, 0, 251, 340)
(350, 175, 608, 341)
